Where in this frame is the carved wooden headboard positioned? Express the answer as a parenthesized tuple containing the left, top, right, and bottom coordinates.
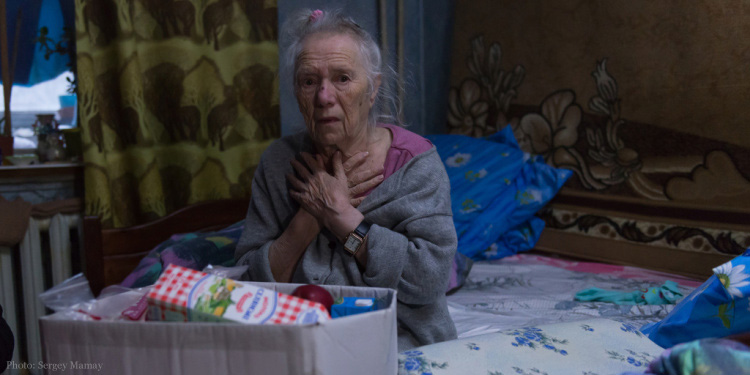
(445, 1, 750, 279)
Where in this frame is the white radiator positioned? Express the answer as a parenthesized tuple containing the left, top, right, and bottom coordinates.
(0, 213, 80, 373)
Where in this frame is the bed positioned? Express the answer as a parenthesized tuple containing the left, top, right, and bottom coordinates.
(83, 199, 701, 328)
(447, 253, 702, 339)
(83, 199, 749, 373)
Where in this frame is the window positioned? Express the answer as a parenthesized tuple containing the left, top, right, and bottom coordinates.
(0, 71, 76, 152)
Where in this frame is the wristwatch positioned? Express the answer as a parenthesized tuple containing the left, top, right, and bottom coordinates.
(343, 220, 371, 255)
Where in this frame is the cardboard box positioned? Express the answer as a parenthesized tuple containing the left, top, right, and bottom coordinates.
(40, 283, 397, 375)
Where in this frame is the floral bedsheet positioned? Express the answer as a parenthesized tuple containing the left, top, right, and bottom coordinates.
(399, 318, 664, 375)
(447, 254, 701, 339)
(398, 255, 703, 375)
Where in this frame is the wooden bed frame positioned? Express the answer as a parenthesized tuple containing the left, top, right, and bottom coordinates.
(83, 196, 709, 296)
(83, 198, 250, 296)
(83, 194, 716, 298)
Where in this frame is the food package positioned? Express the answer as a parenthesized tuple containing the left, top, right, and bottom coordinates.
(146, 264, 330, 324)
(331, 297, 377, 318)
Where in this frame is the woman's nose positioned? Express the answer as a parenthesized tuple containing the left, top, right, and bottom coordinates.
(315, 82, 335, 107)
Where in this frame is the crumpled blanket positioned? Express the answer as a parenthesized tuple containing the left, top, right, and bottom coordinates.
(119, 220, 244, 288)
(618, 338, 750, 375)
(575, 280, 683, 305)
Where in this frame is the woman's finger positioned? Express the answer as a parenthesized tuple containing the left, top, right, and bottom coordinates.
(290, 158, 313, 180)
(301, 152, 323, 173)
(350, 197, 365, 208)
(350, 174, 384, 196)
(349, 166, 385, 188)
(289, 189, 302, 204)
(286, 173, 307, 192)
(342, 151, 368, 173)
(332, 151, 347, 179)
(315, 154, 327, 172)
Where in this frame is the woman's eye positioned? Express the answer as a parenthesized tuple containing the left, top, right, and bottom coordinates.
(304, 79, 315, 86)
(339, 75, 350, 83)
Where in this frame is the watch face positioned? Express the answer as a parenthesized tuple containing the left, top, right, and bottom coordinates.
(344, 235, 363, 253)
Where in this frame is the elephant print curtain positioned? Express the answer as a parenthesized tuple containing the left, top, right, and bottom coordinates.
(76, 0, 279, 228)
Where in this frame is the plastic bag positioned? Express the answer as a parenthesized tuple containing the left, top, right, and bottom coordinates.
(76, 287, 152, 321)
(202, 264, 249, 279)
(40, 273, 151, 321)
(641, 250, 750, 348)
(38, 273, 95, 313)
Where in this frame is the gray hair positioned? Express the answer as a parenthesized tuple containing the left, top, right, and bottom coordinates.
(281, 8, 404, 127)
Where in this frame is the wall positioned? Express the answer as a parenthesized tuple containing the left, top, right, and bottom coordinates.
(446, 0, 750, 277)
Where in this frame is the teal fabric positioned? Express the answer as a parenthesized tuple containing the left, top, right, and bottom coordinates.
(575, 280, 683, 305)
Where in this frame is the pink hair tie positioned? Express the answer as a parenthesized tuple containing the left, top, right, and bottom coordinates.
(310, 9, 323, 22)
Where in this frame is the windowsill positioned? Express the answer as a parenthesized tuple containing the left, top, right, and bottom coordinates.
(0, 161, 84, 204)
(0, 161, 83, 179)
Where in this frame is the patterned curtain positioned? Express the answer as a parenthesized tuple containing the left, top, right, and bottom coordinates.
(75, 0, 279, 228)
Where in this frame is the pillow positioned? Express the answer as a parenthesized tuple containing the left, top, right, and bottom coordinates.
(641, 250, 750, 348)
(427, 126, 571, 260)
(398, 318, 664, 375)
(485, 123, 521, 147)
(427, 133, 524, 259)
(477, 216, 545, 261)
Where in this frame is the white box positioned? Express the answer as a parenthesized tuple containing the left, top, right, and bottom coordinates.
(40, 283, 397, 375)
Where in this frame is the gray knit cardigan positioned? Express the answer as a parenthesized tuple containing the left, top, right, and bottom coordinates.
(235, 133, 458, 349)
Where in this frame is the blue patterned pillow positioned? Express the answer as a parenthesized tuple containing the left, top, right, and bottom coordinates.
(427, 126, 571, 260)
(477, 217, 545, 261)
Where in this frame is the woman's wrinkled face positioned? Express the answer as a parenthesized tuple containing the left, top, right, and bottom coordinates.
(295, 32, 377, 150)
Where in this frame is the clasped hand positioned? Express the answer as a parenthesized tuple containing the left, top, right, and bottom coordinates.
(287, 151, 383, 228)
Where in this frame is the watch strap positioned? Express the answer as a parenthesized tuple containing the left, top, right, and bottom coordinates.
(353, 220, 371, 238)
(343, 220, 371, 255)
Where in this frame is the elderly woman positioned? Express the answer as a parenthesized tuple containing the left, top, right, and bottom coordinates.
(235, 9, 457, 349)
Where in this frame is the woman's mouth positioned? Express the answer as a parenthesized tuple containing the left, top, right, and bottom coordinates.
(316, 117, 340, 124)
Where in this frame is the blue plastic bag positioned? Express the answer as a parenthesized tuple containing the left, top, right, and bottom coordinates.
(641, 250, 750, 348)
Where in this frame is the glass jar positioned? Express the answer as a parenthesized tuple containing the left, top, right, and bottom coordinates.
(33, 114, 63, 162)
